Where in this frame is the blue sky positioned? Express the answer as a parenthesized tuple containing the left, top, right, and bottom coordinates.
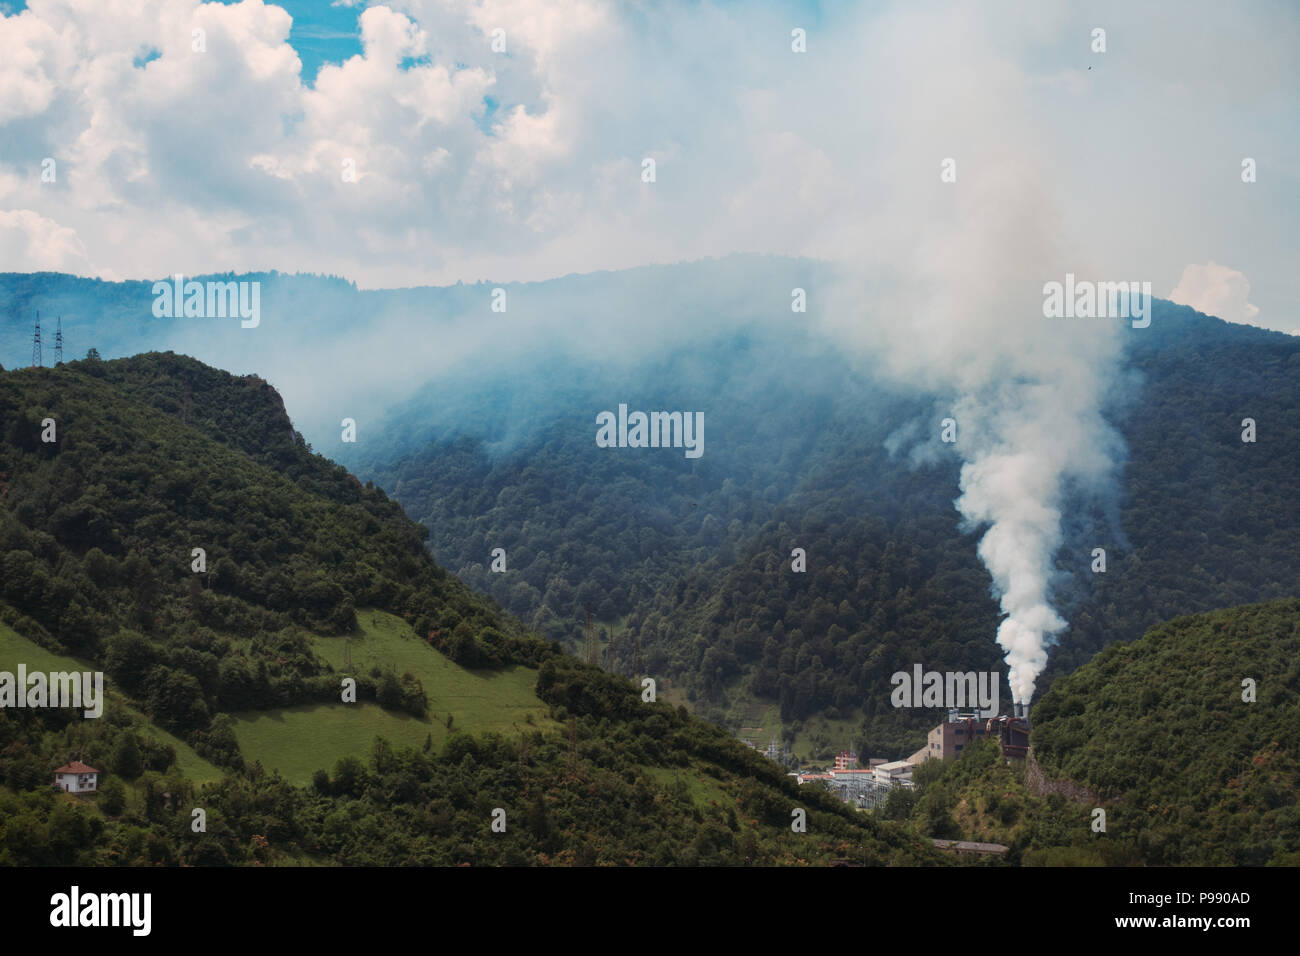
(2, 0, 366, 84)
(242, 0, 364, 85)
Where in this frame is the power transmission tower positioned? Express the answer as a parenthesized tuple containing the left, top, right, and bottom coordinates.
(54, 316, 63, 365)
(31, 312, 41, 368)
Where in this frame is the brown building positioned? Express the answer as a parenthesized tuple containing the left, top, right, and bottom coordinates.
(910, 707, 1031, 764)
(923, 714, 991, 761)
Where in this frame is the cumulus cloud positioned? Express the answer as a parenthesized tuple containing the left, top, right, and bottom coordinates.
(0, 0, 1295, 310)
(1168, 262, 1261, 326)
(0, 209, 97, 274)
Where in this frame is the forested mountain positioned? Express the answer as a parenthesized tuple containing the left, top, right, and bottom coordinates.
(352, 299, 1299, 758)
(890, 598, 1300, 866)
(0, 353, 939, 865)
(3, 266, 1296, 765)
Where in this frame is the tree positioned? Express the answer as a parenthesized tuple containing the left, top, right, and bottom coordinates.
(111, 733, 143, 781)
(331, 756, 366, 797)
(376, 671, 402, 710)
(311, 769, 330, 794)
(98, 777, 127, 815)
(145, 667, 209, 730)
(212, 557, 239, 595)
(103, 630, 157, 693)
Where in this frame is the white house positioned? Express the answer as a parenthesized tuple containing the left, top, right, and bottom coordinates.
(53, 761, 100, 794)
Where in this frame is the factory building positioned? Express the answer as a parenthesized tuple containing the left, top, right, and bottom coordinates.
(796, 761, 913, 810)
(796, 708, 1029, 810)
(909, 704, 1032, 764)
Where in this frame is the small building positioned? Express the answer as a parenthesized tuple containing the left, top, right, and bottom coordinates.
(53, 761, 99, 794)
(872, 760, 914, 787)
(932, 839, 1009, 858)
(795, 771, 832, 785)
(834, 750, 859, 770)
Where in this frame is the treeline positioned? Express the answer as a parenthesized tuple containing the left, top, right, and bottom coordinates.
(0, 660, 942, 866)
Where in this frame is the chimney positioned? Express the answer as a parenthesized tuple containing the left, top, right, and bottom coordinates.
(1013, 701, 1022, 718)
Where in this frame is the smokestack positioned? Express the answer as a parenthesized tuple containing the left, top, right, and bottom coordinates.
(1013, 701, 1023, 718)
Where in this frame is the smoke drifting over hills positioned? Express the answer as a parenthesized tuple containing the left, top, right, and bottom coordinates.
(6, 0, 1293, 704)
(813, 29, 1130, 703)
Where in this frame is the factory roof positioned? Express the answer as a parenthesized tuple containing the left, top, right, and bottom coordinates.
(875, 760, 914, 772)
(931, 839, 1009, 855)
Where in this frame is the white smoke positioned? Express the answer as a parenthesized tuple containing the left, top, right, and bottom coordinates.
(818, 7, 1128, 705)
(828, 173, 1126, 702)
(952, 378, 1122, 703)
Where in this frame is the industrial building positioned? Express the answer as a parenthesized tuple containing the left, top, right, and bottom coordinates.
(795, 755, 915, 810)
(908, 704, 1031, 764)
(773, 703, 1031, 812)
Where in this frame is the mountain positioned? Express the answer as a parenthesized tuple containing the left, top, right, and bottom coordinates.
(0, 353, 939, 865)
(351, 297, 1300, 758)
(891, 598, 1300, 866)
(3, 264, 1296, 765)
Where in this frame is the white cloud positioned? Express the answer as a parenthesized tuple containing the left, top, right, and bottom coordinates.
(0, 209, 98, 274)
(1168, 262, 1262, 326)
(0, 0, 1295, 306)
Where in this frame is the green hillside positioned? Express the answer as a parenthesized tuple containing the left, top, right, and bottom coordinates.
(0, 620, 221, 785)
(0, 354, 940, 866)
(892, 598, 1300, 865)
(232, 610, 558, 785)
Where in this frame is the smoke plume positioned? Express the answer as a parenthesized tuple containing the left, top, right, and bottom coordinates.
(819, 8, 1130, 704)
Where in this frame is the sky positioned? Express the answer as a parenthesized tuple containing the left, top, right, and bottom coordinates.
(0, 0, 1297, 331)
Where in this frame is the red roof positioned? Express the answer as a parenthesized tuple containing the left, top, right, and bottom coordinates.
(53, 761, 99, 775)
